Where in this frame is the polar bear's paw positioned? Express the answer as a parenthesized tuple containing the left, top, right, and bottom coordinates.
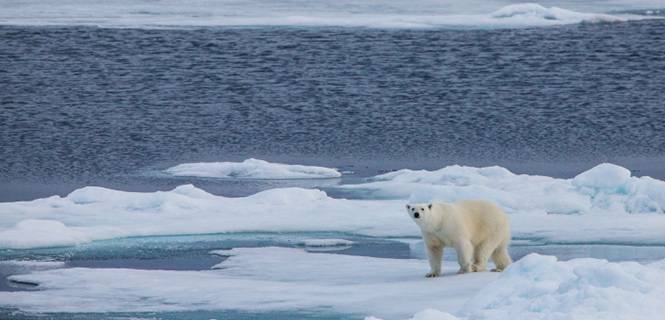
(491, 267, 504, 272)
(457, 268, 467, 274)
(425, 272, 440, 278)
(472, 264, 488, 272)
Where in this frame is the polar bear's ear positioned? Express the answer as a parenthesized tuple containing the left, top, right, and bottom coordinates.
(406, 204, 411, 210)
(428, 204, 432, 209)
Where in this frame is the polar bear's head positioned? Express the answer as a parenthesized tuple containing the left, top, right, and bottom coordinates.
(406, 203, 432, 227)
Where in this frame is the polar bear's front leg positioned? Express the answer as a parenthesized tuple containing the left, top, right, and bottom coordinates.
(425, 244, 443, 278)
(455, 241, 474, 274)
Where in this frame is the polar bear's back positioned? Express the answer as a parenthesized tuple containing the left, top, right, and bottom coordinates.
(448, 199, 510, 245)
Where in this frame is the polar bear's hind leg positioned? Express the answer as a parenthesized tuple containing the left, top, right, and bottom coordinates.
(472, 241, 494, 272)
(490, 244, 512, 272)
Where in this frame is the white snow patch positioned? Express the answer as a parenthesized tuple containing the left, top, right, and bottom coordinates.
(0, 247, 496, 317)
(164, 158, 341, 179)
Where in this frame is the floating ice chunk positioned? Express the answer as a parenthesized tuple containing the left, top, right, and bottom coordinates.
(490, 3, 624, 23)
(300, 239, 354, 247)
(0, 247, 497, 317)
(299, 238, 354, 251)
(164, 158, 341, 179)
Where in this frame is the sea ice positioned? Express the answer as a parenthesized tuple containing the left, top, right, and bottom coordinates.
(490, 3, 623, 23)
(3, 248, 664, 320)
(0, 1, 654, 29)
(164, 158, 342, 179)
(3, 163, 665, 249)
(0, 185, 413, 249)
(0, 247, 497, 318)
(343, 163, 665, 215)
(368, 254, 665, 320)
(300, 239, 355, 247)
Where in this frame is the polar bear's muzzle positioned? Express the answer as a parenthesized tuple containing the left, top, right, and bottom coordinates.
(413, 212, 420, 219)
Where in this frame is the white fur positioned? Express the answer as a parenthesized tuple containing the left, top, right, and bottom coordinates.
(406, 200, 512, 277)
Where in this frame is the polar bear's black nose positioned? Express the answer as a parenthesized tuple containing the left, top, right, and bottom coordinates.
(414, 212, 420, 219)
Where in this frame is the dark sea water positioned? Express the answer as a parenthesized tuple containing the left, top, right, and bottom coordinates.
(2, 20, 665, 201)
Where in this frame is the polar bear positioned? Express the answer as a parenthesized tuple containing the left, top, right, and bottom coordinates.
(406, 200, 512, 277)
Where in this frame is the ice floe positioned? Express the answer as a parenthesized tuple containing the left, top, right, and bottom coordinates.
(164, 158, 341, 179)
(3, 163, 665, 249)
(343, 163, 665, 215)
(367, 253, 665, 320)
(2, 248, 664, 319)
(0, 1, 655, 29)
(300, 239, 354, 247)
(489, 3, 623, 23)
(0, 247, 496, 317)
(0, 185, 411, 249)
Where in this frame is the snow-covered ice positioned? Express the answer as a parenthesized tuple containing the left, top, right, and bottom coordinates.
(0, 247, 496, 317)
(0, 1, 656, 29)
(0, 185, 412, 249)
(367, 254, 665, 320)
(3, 163, 665, 249)
(164, 158, 342, 179)
(2, 248, 664, 320)
(343, 163, 665, 215)
(489, 3, 623, 23)
(459, 253, 665, 320)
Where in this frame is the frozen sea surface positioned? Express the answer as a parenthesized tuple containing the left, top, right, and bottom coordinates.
(2, 241, 665, 320)
(2, 235, 665, 320)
